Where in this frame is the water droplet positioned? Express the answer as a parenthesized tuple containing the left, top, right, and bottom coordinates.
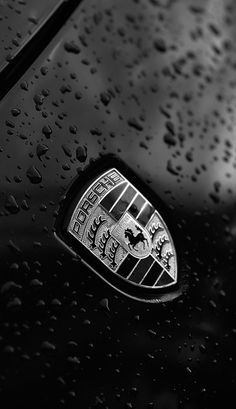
(36, 144, 48, 160)
(100, 91, 111, 106)
(64, 41, 80, 54)
(42, 125, 52, 139)
(26, 166, 42, 184)
(76, 145, 87, 162)
(127, 117, 143, 131)
(5, 194, 19, 214)
(41, 341, 56, 351)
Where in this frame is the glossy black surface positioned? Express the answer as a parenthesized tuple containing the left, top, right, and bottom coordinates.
(0, 0, 81, 99)
(0, 0, 236, 408)
(0, 0, 64, 73)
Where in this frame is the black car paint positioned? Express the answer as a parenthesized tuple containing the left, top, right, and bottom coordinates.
(0, 0, 81, 100)
(0, 0, 235, 408)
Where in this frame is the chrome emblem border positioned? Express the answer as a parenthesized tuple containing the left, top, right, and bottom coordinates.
(55, 159, 179, 302)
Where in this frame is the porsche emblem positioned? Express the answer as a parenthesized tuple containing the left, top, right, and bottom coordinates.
(56, 163, 178, 302)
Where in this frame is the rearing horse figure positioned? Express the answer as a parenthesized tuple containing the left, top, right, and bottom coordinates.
(124, 226, 148, 251)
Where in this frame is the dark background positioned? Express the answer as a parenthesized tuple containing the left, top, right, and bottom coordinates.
(0, 1, 235, 408)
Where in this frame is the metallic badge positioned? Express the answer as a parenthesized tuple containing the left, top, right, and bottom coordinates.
(56, 163, 178, 302)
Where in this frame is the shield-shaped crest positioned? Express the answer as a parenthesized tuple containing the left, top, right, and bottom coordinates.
(56, 160, 178, 302)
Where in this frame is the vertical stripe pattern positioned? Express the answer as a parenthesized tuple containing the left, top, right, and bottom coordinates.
(101, 182, 127, 212)
(127, 256, 154, 284)
(137, 202, 155, 226)
(111, 185, 136, 220)
(128, 195, 145, 218)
